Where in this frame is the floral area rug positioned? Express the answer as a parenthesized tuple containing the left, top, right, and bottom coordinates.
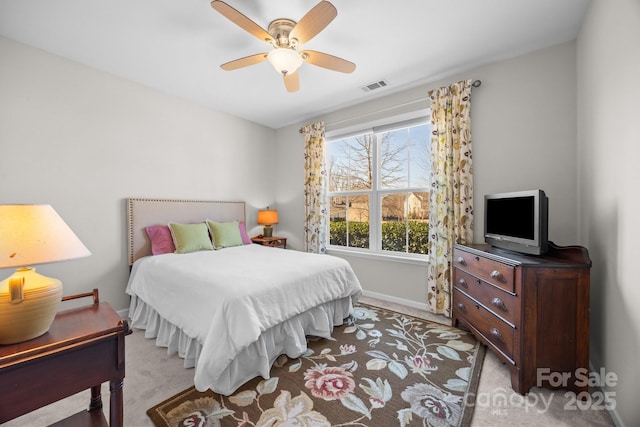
(147, 303, 485, 427)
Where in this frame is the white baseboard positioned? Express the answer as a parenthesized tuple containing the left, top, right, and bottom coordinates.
(117, 308, 129, 319)
(360, 289, 430, 312)
(588, 361, 624, 427)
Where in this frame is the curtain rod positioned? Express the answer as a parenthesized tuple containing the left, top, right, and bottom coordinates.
(299, 79, 481, 133)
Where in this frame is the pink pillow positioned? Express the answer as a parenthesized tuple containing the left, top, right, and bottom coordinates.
(239, 221, 252, 245)
(146, 225, 176, 255)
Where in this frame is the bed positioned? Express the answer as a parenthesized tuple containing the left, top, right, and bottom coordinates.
(125, 198, 362, 395)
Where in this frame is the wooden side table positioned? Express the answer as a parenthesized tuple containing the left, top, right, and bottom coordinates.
(251, 235, 287, 249)
(0, 289, 130, 426)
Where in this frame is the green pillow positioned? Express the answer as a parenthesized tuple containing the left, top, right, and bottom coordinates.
(207, 220, 243, 249)
(168, 222, 214, 253)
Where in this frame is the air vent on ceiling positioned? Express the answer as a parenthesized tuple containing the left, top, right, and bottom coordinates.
(361, 79, 389, 93)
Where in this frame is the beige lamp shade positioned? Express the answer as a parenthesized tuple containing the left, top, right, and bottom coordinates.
(0, 204, 91, 268)
(257, 209, 279, 238)
(0, 204, 91, 344)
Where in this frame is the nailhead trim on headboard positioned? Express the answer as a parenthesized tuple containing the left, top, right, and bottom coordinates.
(126, 198, 246, 265)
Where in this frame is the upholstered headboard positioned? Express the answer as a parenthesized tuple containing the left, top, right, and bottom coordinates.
(127, 198, 246, 265)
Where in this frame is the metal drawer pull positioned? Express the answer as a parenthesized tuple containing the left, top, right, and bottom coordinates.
(490, 270, 505, 282)
(456, 257, 466, 266)
(491, 297, 508, 312)
(458, 278, 468, 288)
(456, 303, 467, 314)
(490, 328, 506, 344)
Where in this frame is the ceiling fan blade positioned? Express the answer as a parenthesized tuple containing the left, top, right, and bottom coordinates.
(283, 71, 300, 92)
(289, 1, 337, 45)
(221, 53, 268, 71)
(211, 1, 274, 44)
(302, 50, 356, 73)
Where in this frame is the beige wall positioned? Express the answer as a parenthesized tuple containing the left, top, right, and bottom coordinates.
(577, 0, 640, 425)
(275, 41, 579, 304)
(0, 37, 277, 311)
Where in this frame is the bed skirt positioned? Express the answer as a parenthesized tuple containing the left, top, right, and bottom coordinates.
(128, 293, 355, 395)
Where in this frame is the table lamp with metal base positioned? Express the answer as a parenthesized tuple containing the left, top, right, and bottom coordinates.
(257, 208, 279, 238)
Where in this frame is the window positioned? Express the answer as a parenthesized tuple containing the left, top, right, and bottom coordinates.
(327, 118, 431, 257)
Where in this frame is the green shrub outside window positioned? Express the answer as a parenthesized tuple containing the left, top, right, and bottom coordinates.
(330, 220, 429, 254)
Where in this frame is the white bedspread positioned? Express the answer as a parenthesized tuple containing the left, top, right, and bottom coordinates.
(126, 244, 362, 393)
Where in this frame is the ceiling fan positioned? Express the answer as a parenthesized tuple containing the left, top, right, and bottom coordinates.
(210, 0, 356, 92)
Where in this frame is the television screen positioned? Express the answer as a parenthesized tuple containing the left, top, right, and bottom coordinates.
(485, 196, 535, 240)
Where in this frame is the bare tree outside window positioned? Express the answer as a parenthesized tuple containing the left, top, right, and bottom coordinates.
(329, 135, 372, 192)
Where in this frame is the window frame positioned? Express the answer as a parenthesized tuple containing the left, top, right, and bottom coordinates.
(325, 112, 431, 262)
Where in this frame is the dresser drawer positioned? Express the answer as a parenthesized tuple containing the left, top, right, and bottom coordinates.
(453, 247, 515, 292)
(453, 269, 518, 325)
(453, 288, 515, 361)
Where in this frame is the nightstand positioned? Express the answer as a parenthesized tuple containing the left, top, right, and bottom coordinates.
(251, 235, 287, 249)
(0, 289, 130, 426)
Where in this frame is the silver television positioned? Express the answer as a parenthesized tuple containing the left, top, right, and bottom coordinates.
(484, 189, 549, 255)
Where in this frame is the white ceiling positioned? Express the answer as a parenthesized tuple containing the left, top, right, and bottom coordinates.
(0, 0, 590, 129)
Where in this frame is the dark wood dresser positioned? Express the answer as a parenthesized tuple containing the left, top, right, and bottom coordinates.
(0, 290, 130, 426)
(452, 242, 591, 395)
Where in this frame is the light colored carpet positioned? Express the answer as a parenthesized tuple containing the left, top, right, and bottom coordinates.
(4, 296, 615, 426)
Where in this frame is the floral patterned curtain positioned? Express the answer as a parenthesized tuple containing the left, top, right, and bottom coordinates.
(426, 80, 474, 316)
(302, 121, 327, 254)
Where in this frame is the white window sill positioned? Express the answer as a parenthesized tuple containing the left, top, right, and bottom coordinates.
(326, 247, 429, 266)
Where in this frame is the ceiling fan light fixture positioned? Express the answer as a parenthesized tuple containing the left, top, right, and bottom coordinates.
(267, 48, 303, 75)
(212, 1, 353, 91)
